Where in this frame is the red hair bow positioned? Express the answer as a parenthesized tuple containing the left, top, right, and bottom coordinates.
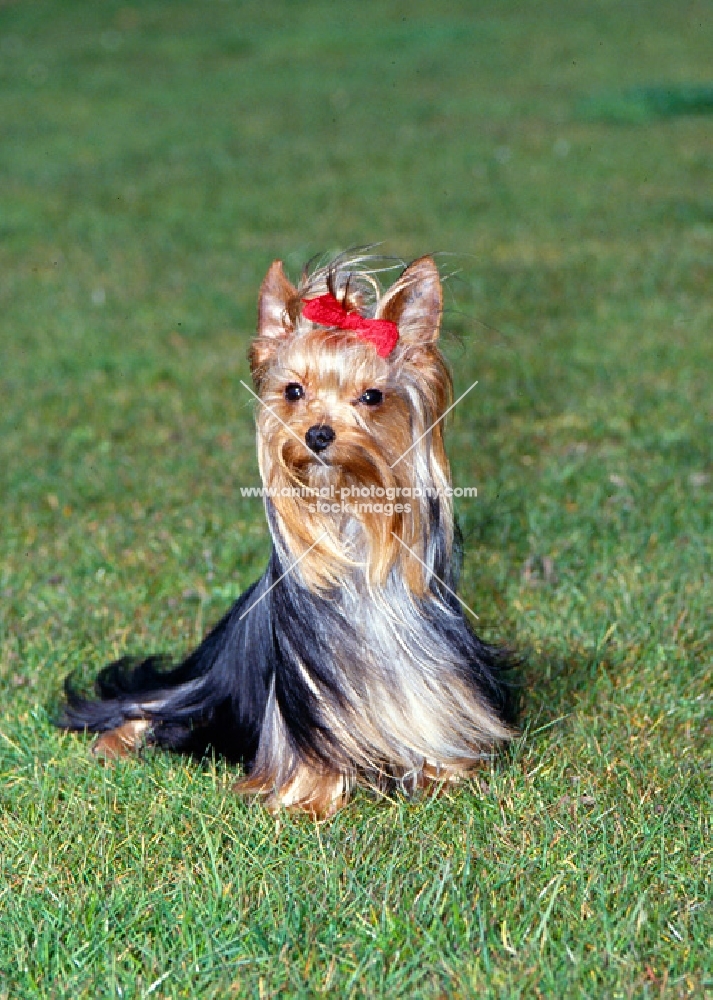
(302, 293, 399, 358)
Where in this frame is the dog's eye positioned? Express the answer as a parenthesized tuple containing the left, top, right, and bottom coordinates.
(284, 383, 304, 402)
(359, 388, 383, 406)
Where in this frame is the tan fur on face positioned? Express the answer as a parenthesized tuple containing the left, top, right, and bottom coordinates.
(256, 330, 432, 590)
(250, 254, 455, 595)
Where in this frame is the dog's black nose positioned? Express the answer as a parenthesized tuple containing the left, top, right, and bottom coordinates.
(305, 424, 335, 453)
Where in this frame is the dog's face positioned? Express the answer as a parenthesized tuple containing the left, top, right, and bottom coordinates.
(257, 329, 411, 488)
(248, 255, 452, 590)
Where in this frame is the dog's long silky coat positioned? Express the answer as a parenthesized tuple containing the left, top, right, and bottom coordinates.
(61, 253, 517, 816)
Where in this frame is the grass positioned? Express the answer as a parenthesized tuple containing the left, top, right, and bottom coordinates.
(578, 85, 713, 124)
(0, 0, 711, 996)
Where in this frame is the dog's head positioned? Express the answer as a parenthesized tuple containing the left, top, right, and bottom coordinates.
(248, 253, 453, 591)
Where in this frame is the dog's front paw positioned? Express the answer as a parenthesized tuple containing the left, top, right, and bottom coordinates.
(238, 764, 351, 819)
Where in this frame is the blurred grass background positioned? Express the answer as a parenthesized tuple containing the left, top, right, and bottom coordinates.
(0, 1, 711, 997)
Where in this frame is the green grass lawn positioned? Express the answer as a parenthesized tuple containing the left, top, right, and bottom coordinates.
(1, 1, 711, 996)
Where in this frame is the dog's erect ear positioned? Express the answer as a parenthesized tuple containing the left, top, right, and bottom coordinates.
(251, 261, 299, 380)
(257, 260, 299, 339)
(375, 256, 442, 345)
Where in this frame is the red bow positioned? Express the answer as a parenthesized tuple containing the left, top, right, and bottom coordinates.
(302, 293, 399, 358)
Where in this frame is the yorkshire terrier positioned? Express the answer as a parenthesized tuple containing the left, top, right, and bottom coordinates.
(61, 252, 517, 817)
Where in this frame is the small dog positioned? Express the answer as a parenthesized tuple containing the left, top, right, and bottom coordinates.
(61, 252, 517, 817)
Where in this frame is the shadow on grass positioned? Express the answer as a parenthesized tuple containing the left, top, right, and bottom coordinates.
(517, 643, 610, 733)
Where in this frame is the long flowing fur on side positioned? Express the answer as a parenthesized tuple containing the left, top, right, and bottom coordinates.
(60, 251, 519, 815)
(59, 515, 515, 778)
